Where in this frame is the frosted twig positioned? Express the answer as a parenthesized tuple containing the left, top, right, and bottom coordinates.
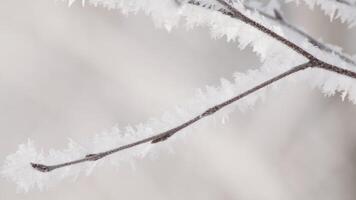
(244, 6, 356, 66)
(189, 0, 356, 66)
(31, 62, 312, 172)
(215, 0, 356, 79)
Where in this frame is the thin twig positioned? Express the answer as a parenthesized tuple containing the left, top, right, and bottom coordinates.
(31, 62, 312, 172)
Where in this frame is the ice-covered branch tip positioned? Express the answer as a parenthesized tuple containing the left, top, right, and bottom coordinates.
(30, 153, 105, 172)
(29, 0, 356, 174)
(30, 62, 313, 173)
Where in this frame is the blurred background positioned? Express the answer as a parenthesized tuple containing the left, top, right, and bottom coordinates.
(1, 0, 356, 199)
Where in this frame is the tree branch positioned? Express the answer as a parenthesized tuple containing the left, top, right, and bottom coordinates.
(31, 0, 356, 173)
(31, 62, 313, 172)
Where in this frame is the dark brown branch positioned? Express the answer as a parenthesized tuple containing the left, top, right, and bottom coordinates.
(31, 62, 313, 172)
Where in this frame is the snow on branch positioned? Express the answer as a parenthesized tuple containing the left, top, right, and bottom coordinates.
(1, 61, 313, 192)
(2, 0, 356, 192)
(242, 1, 356, 66)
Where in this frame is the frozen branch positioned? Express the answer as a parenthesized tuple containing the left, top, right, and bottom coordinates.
(243, 5, 356, 66)
(29, 0, 356, 174)
(189, 0, 356, 66)
(215, 0, 356, 79)
(31, 62, 313, 172)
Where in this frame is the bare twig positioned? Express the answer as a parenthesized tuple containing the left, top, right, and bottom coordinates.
(31, 0, 356, 173)
(31, 62, 312, 172)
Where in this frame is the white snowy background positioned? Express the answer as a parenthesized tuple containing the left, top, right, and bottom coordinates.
(1, 0, 356, 199)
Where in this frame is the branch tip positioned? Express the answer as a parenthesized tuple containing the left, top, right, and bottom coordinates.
(31, 163, 52, 173)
